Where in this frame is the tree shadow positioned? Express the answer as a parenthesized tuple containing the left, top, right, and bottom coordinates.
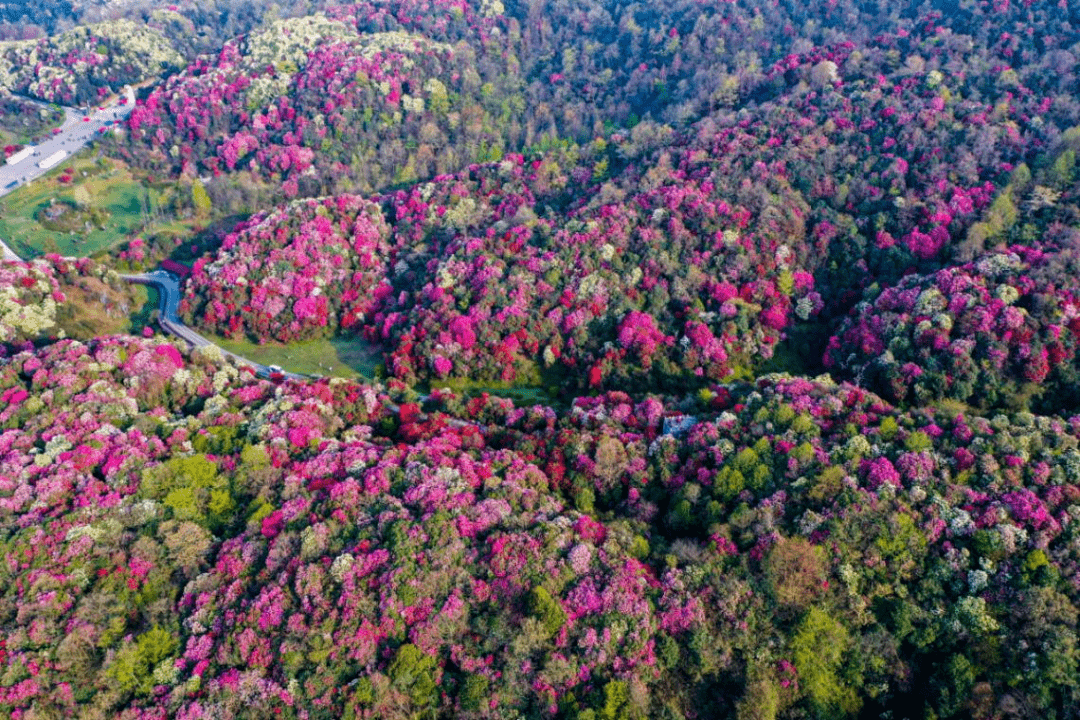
(129, 284, 160, 333)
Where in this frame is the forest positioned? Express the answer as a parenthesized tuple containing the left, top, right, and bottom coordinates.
(3, 0, 1080, 718)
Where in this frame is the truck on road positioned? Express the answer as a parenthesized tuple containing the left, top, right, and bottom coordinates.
(5, 146, 34, 166)
(38, 150, 67, 170)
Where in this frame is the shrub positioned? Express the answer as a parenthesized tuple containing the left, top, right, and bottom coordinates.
(527, 585, 567, 638)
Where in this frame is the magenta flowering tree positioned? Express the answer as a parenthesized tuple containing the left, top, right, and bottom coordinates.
(617, 311, 672, 369)
(365, 153, 821, 389)
(2, 338, 1080, 717)
(825, 250, 1080, 410)
(180, 194, 392, 342)
(10, 1, 1080, 718)
(187, 151, 824, 389)
(113, 8, 514, 201)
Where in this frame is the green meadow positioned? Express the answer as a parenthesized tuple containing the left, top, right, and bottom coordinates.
(204, 333, 385, 381)
(0, 151, 170, 258)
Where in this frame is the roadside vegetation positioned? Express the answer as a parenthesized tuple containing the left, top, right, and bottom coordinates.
(0, 92, 63, 147)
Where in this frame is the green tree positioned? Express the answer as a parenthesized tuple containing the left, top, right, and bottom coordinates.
(106, 626, 179, 697)
(158, 519, 212, 576)
(985, 193, 1017, 239)
(599, 680, 629, 720)
(737, 673, 780, 720)
(459, 674, 489, 711)
(389, 644, 437, 708)
(764, 537, 826, 615)
(191, 179, 212, 216)
(527, 585, 567, 638)
(1008, 586, 1080, 712)
(792, 608, 861, 717)
(140, 454, 235, 532)
(931, 653, 975, 718)
(1048, 149, 1075, 189)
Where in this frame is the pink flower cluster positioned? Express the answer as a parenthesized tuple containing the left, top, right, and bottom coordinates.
(181, 194, 391, 342)
(826, 251, 1080, 407)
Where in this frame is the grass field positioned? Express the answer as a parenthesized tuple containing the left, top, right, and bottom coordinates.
(0, 151, 167, 258)
(204, 333, 386, 380)
(431, 376, 561, 406)
(426, 357, 564, 405)
(197, 330, 565, 403)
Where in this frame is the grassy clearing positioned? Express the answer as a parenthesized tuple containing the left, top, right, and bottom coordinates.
(203, 333, 385, 380)
(196, 328, 565, 404)
(436, 381, 561, 406)
(0, 151, 173, 258)
(197, 330, 561, 403)
(430, 359, 563, 406)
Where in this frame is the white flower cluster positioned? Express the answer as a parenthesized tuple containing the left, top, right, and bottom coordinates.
(330, 553, 355, 583)
(952, 595, 1000, 635)
(241, 15, 355, 74)
(1, 20, 181, 99)
(913, 287, 946, 316)
(0, 285, 56, 342)
(795, 296, 816, 320)
(479, 0, 506, 17)
(946, 507, 975, 536)
(0, 38, 37, 89)
(995, 283, 1020, 305)
(245, 74, 294, 112)
(841, 433, 872, 460)
(401, 93, 425, 114)
(351, 31, 453, 63)
(191, 343, 226, 364)
(37, 433, 73, 466)
(974, 252, 1022, 278)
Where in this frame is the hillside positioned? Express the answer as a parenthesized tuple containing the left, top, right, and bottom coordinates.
(3, 1, 1080, 719)
(2, 338, 1079, 718)
(0, 20, 182, 105)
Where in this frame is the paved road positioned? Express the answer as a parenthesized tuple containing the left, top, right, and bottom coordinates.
(1, 93, 473, 427)
(2, 91, 477, 426)
(0, 237, 18, 261)
(121, 270, 311, 381)
(120, 270, 478, 428)
(0, 86, 135, 200)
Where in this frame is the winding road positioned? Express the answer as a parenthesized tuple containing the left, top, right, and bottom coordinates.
(0, 91, 320, 386)
(121, 270, 310, 381)
(0, 89, 679, 430)
(122, 270, 478, 428)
